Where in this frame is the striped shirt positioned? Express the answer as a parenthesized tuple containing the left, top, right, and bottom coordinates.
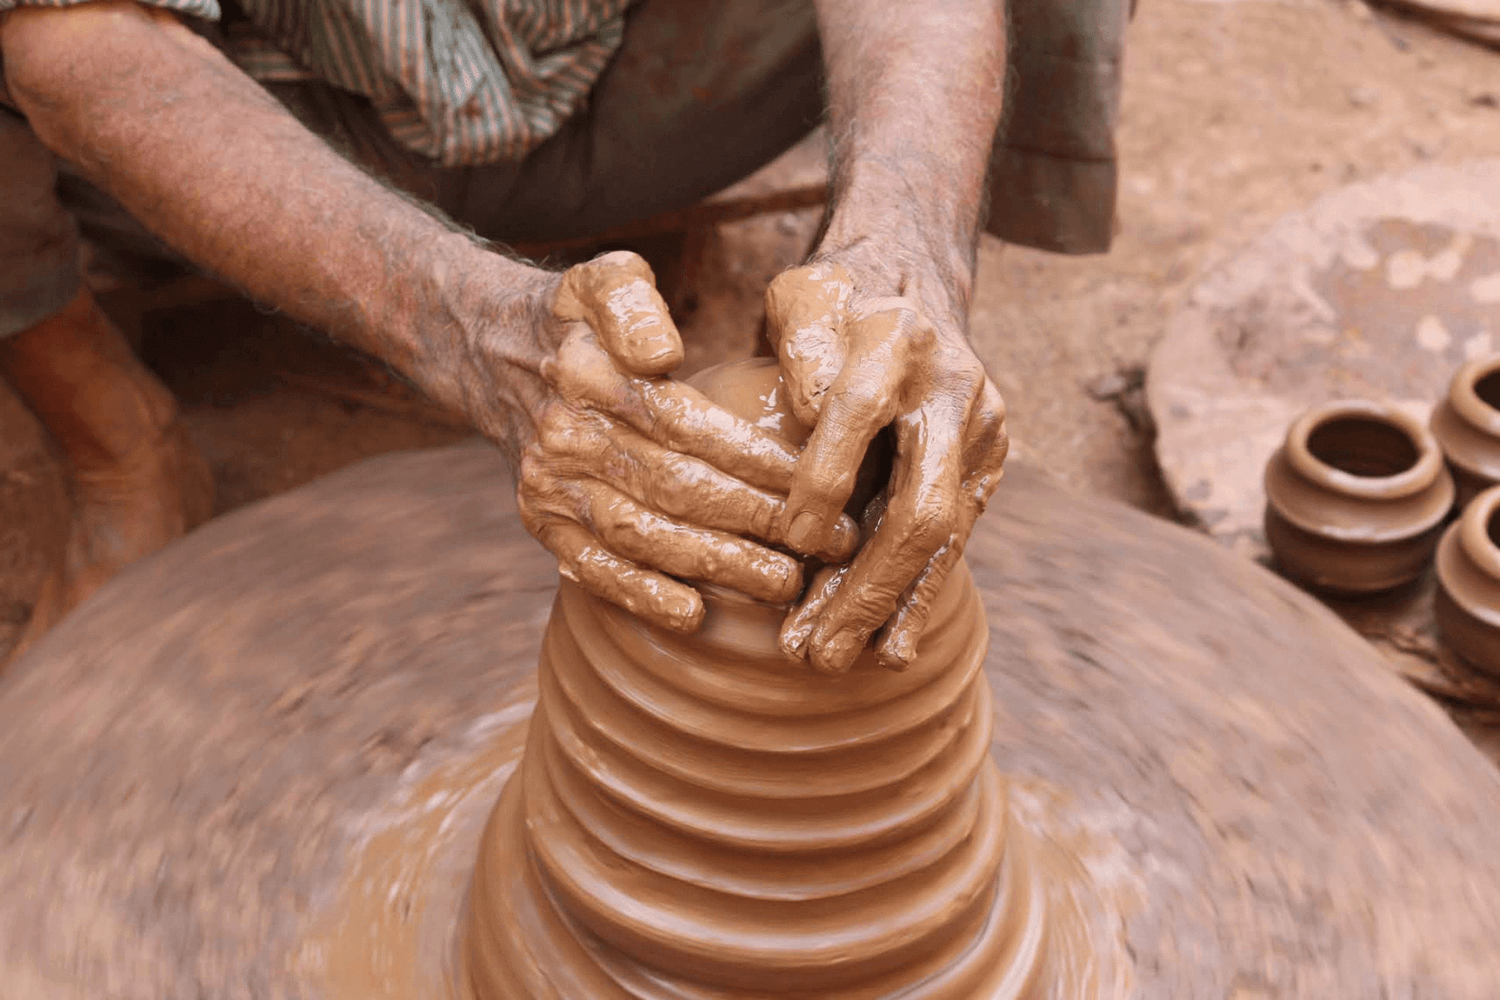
(1, 0, 636, 166)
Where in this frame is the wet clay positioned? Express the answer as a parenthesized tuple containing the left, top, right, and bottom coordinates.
(1264, 399, 1453, 593)
(764, 264, 1011, 673)
(465, 357, 1051, 997)
(7, 442, 1500, 997)
(1434, 483, 1500, 676)
(1430, 353, 1500, 508)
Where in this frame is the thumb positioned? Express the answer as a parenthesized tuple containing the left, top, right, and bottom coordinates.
(765, 262, 852, 426)
(554, 250, 684, 377)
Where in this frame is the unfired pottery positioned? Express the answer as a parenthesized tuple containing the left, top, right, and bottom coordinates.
(1264, 399, 1454, 593)
(1434, 483, 1500, 676)
(1430, 353, 1500, 508)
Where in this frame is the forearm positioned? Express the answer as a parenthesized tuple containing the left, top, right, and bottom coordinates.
(812, 0, 1006, 310)
(0, 2, 547, 413)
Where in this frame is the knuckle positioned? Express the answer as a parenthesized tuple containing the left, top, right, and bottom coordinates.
(598, 505, 650, 549)
(905, 498, 955, 554)
(517, 450, 560, 499)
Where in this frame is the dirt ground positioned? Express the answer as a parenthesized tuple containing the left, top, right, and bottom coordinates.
(4, 0, 1500, 658)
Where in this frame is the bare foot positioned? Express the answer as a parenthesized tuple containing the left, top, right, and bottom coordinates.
(62, 417, 215, 608)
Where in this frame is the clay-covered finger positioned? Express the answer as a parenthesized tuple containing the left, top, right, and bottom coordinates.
(544, 329, 801, 491)
(962, 380, 1009, 477)
(553, 250, 684, 376)
(778, 308, 918, 557)
(570, 424, 859, 562)
(765, 263, 853, 425)
(805, 403, 967, 673)
(567, 484, 805, 604)
(525, 513, 704, 633)
(875, 531, 967, 671)
(779, 564, 846, 660)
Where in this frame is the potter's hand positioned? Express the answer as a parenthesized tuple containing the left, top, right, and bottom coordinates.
(767, 260, 1008, 673)
(469, 251, 857, 633)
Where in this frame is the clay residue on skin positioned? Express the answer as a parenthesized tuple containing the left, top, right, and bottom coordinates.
(758, 266, 1011, 673)
(521, 259, 859, 635)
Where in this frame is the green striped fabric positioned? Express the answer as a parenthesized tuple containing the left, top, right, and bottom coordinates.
(1, 0, 636, 166)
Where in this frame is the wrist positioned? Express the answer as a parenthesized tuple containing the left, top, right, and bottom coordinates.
(814, 210, 975, 335)
(419, 241, 560, 447)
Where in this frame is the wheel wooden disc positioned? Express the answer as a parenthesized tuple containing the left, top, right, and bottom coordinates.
(1, 442, 1498, 997)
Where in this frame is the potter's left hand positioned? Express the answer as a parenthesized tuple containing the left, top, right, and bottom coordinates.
(767, 259, 1009, 674)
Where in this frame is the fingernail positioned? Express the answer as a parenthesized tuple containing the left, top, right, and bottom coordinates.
(779, 618, 812, 659)
(877, 632, 915, 672)
(786, 511, 823, 553)
(766, 558, 803, 602)
(826, 515, 861, 560)
(813, 628, 863, 674)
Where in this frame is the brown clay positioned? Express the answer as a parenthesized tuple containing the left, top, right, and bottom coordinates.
(1434, 483, 1500, 676)
(1430, 353, 1500, 508)
(1263, 399, 1453, 593)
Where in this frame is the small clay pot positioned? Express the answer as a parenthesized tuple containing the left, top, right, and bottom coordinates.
(1263, 399, 1453, 594)
(1430, 353, 1500, 508)
(1434, 484, 1500, 676)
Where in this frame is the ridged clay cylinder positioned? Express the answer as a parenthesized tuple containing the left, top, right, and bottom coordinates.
(1264, 399, 1453, 594)
(1430, 353, 1500, 508)
(1435, 483, 1500, 677)
(462, 359, 1050, 998)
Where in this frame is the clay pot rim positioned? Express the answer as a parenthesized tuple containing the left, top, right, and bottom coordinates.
(1458, 484, 1500, 581)
(1285, 399, 1444, 501)
(1448, 353, 1500, 437)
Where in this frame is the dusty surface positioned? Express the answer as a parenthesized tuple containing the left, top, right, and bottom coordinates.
(3, 443, 1500, 997)
(1149, 162, 1500, 559)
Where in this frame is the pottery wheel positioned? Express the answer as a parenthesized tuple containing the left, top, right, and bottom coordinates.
(3, 441, 1500, 997)
(1148, 159, 1500, 709)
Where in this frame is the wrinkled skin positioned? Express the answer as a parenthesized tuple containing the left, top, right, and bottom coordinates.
(3, 0, 1008, 669)
(499, 252, 857, 632)
(767, 261, 1009, 673)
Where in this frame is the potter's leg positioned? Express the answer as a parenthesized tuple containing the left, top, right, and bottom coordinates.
(453, 0, 824, 243)
(0, 110, 213, 635)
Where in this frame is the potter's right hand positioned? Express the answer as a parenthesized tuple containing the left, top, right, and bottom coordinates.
(462, 251, 858, 633)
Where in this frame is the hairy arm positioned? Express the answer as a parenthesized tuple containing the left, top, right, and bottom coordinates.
(815, 0, 1005, 315)
(1, 2, 536, 425)
(2, 2, 841, 630)
(770, 1, 1011, 672)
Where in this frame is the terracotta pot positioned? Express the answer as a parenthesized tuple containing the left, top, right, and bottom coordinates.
(1434, 483, 1500, 677)
(1263, 399, 1453, 594)
(1430, 353, 1500, 508)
